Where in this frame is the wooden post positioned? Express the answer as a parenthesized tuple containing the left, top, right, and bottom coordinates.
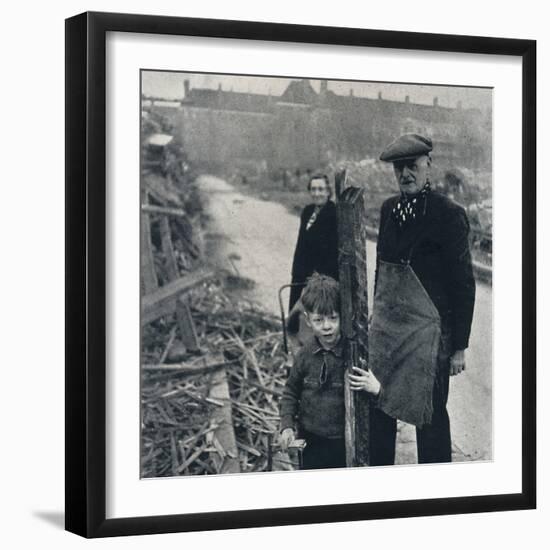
(140, 190, 158, 295)
(159, 215, 178, 281)
(208, 367, 241, 474)
(335, 170, 371, 467)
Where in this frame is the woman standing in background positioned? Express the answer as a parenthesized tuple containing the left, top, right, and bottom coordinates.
(287, 174, 339, 335)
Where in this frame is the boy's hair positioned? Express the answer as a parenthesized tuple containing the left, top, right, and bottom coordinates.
(301, 273, 340, 315)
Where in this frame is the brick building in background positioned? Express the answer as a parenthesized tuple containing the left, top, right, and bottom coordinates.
(143, 78, 491, 180)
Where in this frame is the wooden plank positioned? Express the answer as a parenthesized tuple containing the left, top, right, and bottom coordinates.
(142, 355, 232, 375)
(160, 214, 199, 351)
(159, 215, 201, 351)
(176, 298, 200, 352)
(208, 367, 240, 474)
(336, 169, 371, 467)
(142, 204, 187, 218)
(141, 268, 214, 326)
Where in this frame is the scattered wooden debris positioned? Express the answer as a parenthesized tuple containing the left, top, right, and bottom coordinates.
(139, 127, 288, 478)
(141, 282, 289, 478)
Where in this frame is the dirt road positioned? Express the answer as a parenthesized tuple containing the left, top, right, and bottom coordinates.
(200, 175, 492, 464)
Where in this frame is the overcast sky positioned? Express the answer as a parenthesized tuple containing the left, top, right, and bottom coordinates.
(142, 71, 492, 111)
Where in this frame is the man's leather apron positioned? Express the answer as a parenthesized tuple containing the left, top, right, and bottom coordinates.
(369, 253, 441, 427)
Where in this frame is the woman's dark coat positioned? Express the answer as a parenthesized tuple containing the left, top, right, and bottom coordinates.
(289, 201, 339, 316)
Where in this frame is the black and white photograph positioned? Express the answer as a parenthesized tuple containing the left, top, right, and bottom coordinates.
(139, 71, 492, 477)
(0, 0, 542, 544)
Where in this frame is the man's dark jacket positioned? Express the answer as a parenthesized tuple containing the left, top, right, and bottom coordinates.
(375, 191, 476, 352)
(289, 201, 339, 312)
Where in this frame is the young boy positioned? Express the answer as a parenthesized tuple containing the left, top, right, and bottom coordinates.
(279, 273, 380, 470)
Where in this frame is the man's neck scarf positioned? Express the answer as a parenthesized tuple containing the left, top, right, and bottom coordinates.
(392, 182, 431, 228)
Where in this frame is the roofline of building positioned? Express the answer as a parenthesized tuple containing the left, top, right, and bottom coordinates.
(142, 86, 482, 112)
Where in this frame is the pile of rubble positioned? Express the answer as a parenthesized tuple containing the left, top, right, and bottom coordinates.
(140, 114, 293, 477)
(141, 281, 290, 477)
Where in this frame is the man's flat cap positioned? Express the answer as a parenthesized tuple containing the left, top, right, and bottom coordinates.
(379, 133, 433, 162)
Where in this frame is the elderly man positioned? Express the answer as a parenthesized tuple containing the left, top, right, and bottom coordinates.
(367, 134, 476, 465)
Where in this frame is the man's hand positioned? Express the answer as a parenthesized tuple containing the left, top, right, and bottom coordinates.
(279, 428, 295, 452)
(348, 366, 381, 395)
(450, 349, 466, 376)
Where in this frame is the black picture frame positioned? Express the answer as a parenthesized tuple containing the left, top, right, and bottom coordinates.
(65, 11, 536, 538)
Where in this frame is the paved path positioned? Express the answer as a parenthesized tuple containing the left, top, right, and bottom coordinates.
(200, 175, 492, 464)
